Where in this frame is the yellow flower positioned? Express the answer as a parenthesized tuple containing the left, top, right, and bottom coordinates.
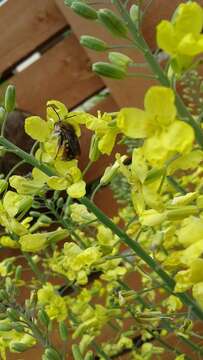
(157, 2, 203, 71)
(47, 159, 86, 198)
(117, 86, 194, 166)
(86, 112, 119, 155)
(10, 168, 49, 196)
(38, 283, 67, 321)
(19, 228, 68, 252)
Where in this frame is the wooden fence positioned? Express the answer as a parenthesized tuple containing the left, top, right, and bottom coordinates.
(1, 0, 202, 359)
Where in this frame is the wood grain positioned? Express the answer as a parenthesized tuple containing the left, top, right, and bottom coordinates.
(9, 34, 104, 116)
(0, 0, 67, 73)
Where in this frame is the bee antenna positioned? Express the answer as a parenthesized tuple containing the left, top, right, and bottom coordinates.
(47, 104, 60, 120)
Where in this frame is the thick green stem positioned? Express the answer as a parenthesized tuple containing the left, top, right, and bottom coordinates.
(80, 196, 203, 321)
(112, 0, 203, 148)
(0, 136, 55, 177)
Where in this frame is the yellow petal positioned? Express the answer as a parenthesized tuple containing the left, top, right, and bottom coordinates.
(193, 282, 203, 308)
(156, 20, 177, 55)
(25, 116, 51, 142)
(47, 100, 68, 123)
(117, 108, 148, 138)
(178, 34, 203, 56)
(163, 120, 194, 154)
(47, 176, 67, 190)
(144, 86, 176, 127)
(54, 159, 78, 176)
(98, 128, 118, 155)
(67, 180, 86, 198)
(175, 2, 203, 38)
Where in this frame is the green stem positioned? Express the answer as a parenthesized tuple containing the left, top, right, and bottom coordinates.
(0, 136, 55, 177)
(112, 0, 203, 148)
(1, 111, 8, 137)
(80, 196, 203, 321)
(1, 135, 203, 321)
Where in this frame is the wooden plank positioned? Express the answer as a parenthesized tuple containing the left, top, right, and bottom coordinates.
(0, 0, 67, 73)
(9, 34, 104, 115)
(54, 0, 194, 109)
(55, 0, 158, 108)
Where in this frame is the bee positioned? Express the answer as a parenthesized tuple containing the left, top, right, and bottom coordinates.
(48, 104, 81, 161)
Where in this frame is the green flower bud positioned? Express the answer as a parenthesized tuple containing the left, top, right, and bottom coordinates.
(59, 320, 68, 342)
(84, 351, 94, 360)
(72, 344, 83, 360)
(10, 342, 31, 353)
(71, 2, 98, 20)
(0, 106, 6, 124)
(30, 211, 41, 217)
(57, 197, 64, 208)
(5, 277, 13, 293)
(38, 215, 52, 224)
(98, 9, 128, 38)
(80, 35, 108, 51)
(45, 347, 62, 360)
(38, 309, 50, 327)
(92, 62, 127, 79)
(144, 168, 165, 185)
(0, 179, 7, 194)
(4, 85, 16, 112)
(15, 265, 22, 281)
(53, 191, 60, 201)
(0, 322, 13, 331)
(166, 206, 198, 220)
(0, 289, 8, 301)
(89, 134, 101, 162)
(129, 4, 139, 24)
(100, 155, 127, 185)
(0, 313, 7, 320)
(32, 201, 41, 209)
(7, 308, 19, 321)
(108, 52, 133, 68)
(11, 322, 25, 332)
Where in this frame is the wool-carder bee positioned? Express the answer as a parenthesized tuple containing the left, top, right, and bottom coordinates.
(48, 104, 81, 161)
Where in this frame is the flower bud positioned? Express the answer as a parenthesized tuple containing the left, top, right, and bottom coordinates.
(15, 265, 22, 281)
(57, 197, 64, 208)
(59, 320, 68, 342)
(92, 62, 127, 79)
(80, 35, 108, 51)
(98, 9, 128, 38)
(0, 179, 7, 193)
(144, 168, 165, 185)
(0, 289, 8, 301)
(166, 206, 198, 220)
(100, 155, 127, 185)
(89, 134, 101, 162)
(45, 347, 62, 360)
(12, 322, 25, 332)
(84, 351, 94, 360)
(38, 215, 52, 224)
(72, 344, 83, 360)
(108, 52, 133, 68)
(0, 322, 13, 331)
(4, 85, 16, 112)
(10, 342, 31, 352)
(71, 2, 98, 20)
(7, 308, 19, 321)
(38, 309, 50, 327)
(130, 4, 139, 23)
(30, 211, 41, 218)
